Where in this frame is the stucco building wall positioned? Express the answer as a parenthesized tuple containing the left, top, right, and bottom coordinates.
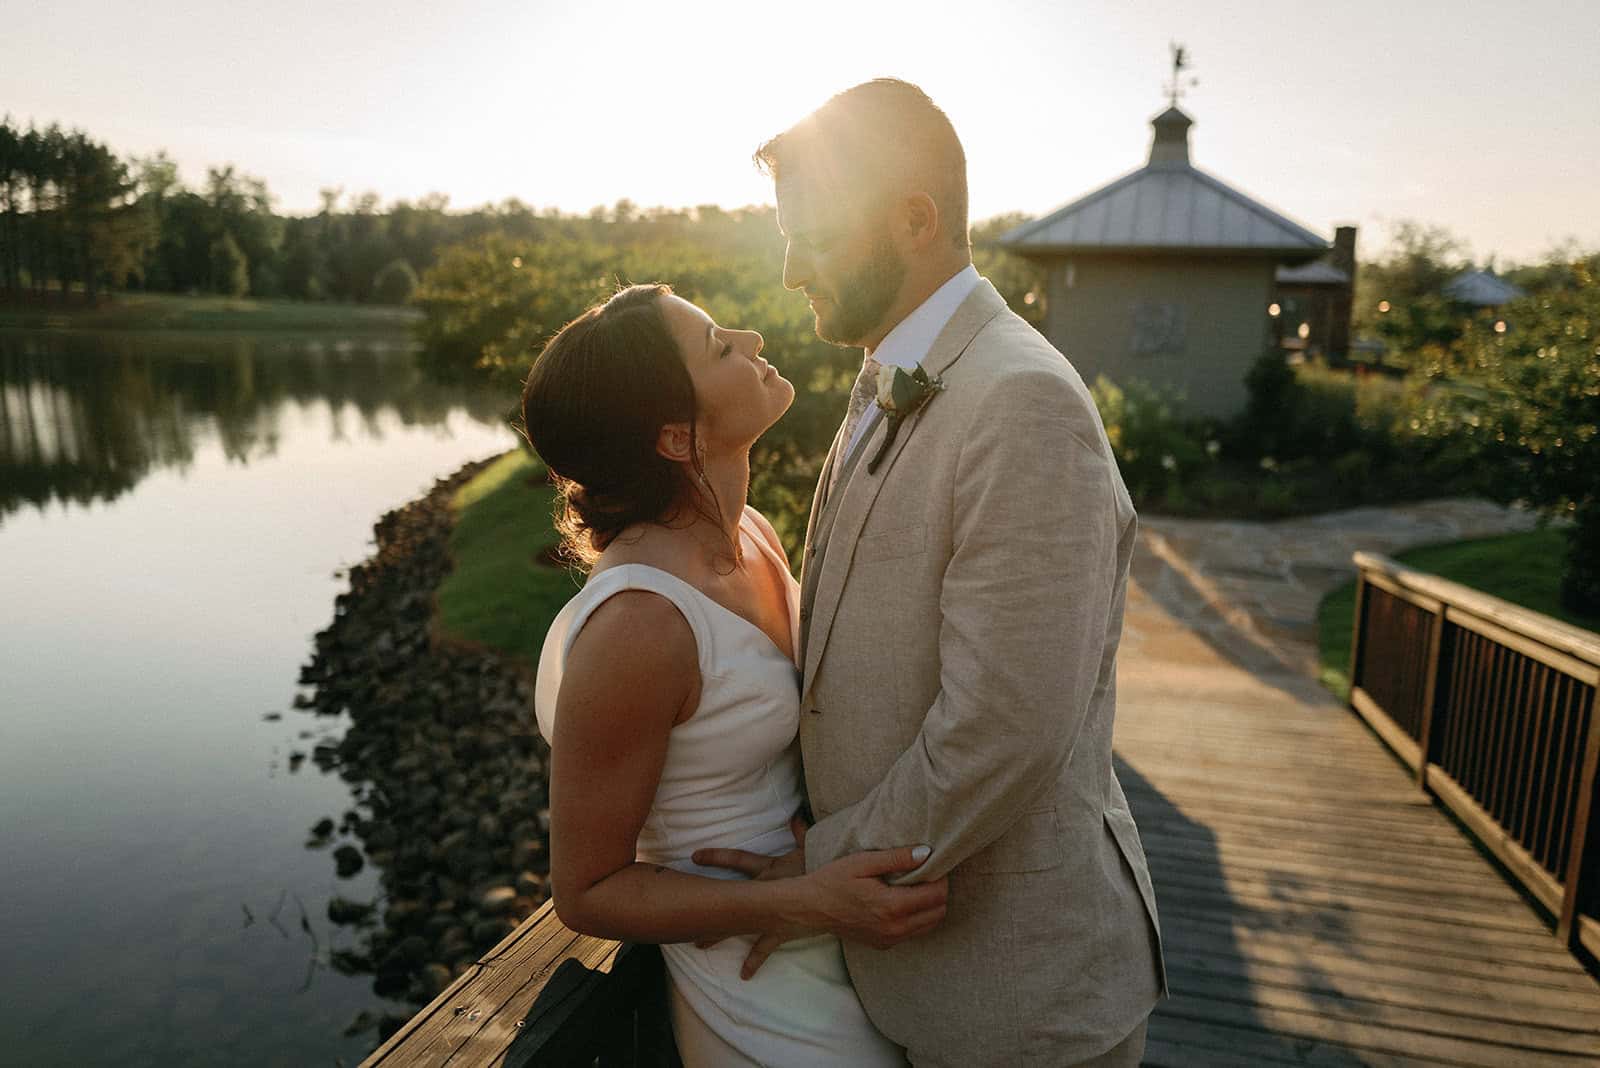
(1043, 253, 1276, 419)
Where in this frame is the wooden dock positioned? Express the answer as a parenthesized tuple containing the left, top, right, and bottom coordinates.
(370, 547, 1600, 1066)
(1115, 563, 1600, 1066)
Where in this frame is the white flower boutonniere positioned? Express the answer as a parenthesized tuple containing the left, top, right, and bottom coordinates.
(869, 363, 946, 474)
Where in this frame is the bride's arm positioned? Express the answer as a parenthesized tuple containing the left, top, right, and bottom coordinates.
(547, 591, 943, 949)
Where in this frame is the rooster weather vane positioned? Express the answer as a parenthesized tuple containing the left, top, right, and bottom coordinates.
(1165, 42, 1199, 107)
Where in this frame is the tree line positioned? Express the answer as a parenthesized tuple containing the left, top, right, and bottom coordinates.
(0, 117, 651, 306)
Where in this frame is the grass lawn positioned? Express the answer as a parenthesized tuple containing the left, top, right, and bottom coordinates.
(1317, 527, 1600, 700)
(435, 449, 581, 668)
(0, 291, 421, 333)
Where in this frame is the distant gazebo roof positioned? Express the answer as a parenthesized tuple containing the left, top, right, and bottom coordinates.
(1444, 269, 1525, 307)
(1002, 106, 1328, 260)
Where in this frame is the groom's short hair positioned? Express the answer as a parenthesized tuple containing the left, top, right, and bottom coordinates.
(756, 78, 969, 252)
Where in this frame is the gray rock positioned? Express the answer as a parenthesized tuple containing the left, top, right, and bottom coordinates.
(420, 962, 452, 998)
(478, 886, 516, 916)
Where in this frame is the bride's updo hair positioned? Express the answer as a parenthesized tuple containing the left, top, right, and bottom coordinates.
(521, 283, 713, 568)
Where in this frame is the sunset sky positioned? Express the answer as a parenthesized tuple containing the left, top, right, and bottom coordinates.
(6, 0, 1597, 262)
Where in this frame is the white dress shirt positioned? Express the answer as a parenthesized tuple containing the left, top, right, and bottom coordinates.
(843, 264, 982, 462)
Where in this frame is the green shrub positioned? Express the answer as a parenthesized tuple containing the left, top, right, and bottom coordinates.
(1091, 376, 1218, 500)
(372, 258, 419, 305)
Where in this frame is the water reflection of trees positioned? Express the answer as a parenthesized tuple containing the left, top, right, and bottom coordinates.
(0, 331, 512, 520)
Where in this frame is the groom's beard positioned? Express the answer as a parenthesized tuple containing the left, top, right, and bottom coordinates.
(813, 233, 906, 347)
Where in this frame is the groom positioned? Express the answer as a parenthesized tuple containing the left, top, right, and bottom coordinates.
(704, 80, 1165, 1065)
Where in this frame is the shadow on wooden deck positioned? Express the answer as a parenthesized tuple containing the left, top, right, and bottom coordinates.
(1114, 541, 1600, 1066)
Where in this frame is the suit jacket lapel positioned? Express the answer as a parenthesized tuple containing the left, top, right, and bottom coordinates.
(798, 415, 852, 666)
(800, 281, 1008, 701)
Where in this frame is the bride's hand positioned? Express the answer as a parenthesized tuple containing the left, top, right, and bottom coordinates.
(801, 845, 949, 951)
(744, 845, 948, 979)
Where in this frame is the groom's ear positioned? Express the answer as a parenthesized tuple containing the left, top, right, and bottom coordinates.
(656, 421, 694, 464)
(901, 191, 941, 251)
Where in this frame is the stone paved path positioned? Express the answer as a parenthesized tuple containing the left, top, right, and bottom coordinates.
(1112, 499, 1600, 1066)
(1131, 498, 1543, 678)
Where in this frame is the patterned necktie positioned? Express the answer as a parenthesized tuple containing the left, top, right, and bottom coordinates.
(828, 355, 882, 498)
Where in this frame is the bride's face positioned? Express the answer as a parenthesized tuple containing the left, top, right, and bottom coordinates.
(660, 295, 794, 452)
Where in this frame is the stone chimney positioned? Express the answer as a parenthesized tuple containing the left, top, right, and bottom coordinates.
(1329, 225, 1357, 358)
(1148, 106, 1194, 169)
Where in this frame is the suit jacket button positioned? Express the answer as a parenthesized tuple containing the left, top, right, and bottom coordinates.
(799, 607, 810, 622)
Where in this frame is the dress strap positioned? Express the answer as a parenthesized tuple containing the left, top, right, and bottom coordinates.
(533, 564, 718, 740)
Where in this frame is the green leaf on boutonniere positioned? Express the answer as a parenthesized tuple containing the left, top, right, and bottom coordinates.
(868, 363, 946, 474)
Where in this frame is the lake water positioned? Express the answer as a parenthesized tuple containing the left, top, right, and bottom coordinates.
(0, 329, 518, 1065)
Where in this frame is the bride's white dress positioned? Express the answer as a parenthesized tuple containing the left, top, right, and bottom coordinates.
(533, 507, 904, 1067)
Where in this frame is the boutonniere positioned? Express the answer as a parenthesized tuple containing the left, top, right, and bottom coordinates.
(868, 363, 946, 474)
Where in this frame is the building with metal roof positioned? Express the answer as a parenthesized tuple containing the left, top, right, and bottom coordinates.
(1003, 105, 1344, 417)
(1444, 268, 1525, 307)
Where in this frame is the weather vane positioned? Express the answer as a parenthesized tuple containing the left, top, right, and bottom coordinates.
(1165, 42, 1199, 107)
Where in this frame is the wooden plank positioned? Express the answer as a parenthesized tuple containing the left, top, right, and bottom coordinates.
(1149, 866, 1556, 935)
(1580, 914, 1600, 963)
(1163, 918, 1598, 993)
(1163, 967, 1600, 1056)
(362, 902, 635, 1068)
(1415, 609, 1447, 789)
(1142, 825, 1533, 885)
(1351, 686, 1424, 772)
(1546, 676, 1584, 875)
(363, 907, 576, 1065)
(1161, 903, 1577, 971)
(1148, 1010, 1469, 1068)
(1151, 872, 1571, 951)
(1449, 605, 1600, 688)
(1147, 847, 1534, 907)
(1558, 686, 1600, 942)
(1422, 766, 1565, 915)
(1350, 569, 1369, 693)
(1123, 788, 1469, 840)
(1147, 1015, 1363, 1068)
(1139, 815, 1529, 873)
(1162, 940, 1600, 1014)
(1359, 566, 1444, 616)
(1157, 991, 1594, 1067)
(1126, 764, 1428, 805)
(1163, 954, 1600, 1029)
(1119, 733, 1405, 771)
(1524, 662, 1559, 857)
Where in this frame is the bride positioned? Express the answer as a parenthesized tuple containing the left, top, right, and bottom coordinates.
(524, 283, 948, 1065)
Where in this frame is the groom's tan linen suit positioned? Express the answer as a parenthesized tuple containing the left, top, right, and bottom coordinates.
(798, 279, 1166, 1066)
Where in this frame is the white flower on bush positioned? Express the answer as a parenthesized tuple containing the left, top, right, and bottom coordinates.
(1259, 456, 1279, 472)
(1206, 440, 1221, 459)
(1160, 454, 1178, 472)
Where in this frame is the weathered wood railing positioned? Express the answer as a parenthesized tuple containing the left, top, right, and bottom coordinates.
(362, 901, 675, 1067)
(1349, 551, 1600, 961)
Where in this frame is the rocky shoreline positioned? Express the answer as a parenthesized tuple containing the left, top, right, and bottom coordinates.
(295, 456, 552, 1045)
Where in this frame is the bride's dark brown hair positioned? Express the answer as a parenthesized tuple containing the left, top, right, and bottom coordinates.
(520, 284, 727, 569)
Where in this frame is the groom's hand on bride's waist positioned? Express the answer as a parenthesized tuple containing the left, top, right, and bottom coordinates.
(692, 834, 949, 980)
